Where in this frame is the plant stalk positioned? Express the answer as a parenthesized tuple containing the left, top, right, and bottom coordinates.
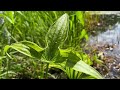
(45, 63, 49, 79)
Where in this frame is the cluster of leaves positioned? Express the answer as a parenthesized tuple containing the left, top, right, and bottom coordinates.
(0, 11, 103, 79)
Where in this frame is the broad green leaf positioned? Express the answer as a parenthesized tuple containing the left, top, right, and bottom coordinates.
(21, 41, 44, 52)
(21, 41, 44, 59)
(29, 48, 44, 59)
(73, 60, 103, 79)
(45, 13, 69, 61)
(55, 55, 67, 63)
(65, 51, 103, 79)
(10, 43, 32, 57)
(66, 52, 80, 67)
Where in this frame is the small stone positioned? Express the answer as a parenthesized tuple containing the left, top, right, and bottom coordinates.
(115, 66, 119, 69)
(108, 65, 111, 69)
(110, 47, 113, 51)
(106, 48, 109, 50)
(111, 76, 115, 79)
(113, 62, 116, 65)
(118, 69, 120, 71)
(113, 66, 116, 69)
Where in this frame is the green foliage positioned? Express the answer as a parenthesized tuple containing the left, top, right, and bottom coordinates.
(45, 13, 69, 61)
(4, 43, 32, 57)
(73, 60, 103, 79)
(49, 49, 103, 79)
(21, 41, 44, 52)
(76, 11, 84, 26)
(0, 11, 103, 79)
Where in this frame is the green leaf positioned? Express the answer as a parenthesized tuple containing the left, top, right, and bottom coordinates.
(21, 41, 44, 52)
(65, 51, 103, 79)
(0, 56, 6, 60)
(76, 11, 84, 26)
(85, 34, 89, 41)
(3, 45, 10, 55)
(0, 71, 16, 77)
(94, 55, 104, 64)
(80, 29, 86, 39)
(29, 48, 44, 59)
(45, 13, 69, 61)
(6, 41, 45, 59)
(66, 51, 80, 67)
(10, 43, 32, 57)
(65, 67, 80, 79)
(5, 16, 13, 24)
(70, 20, 73, 31)
(4, 11, 14, 24)
(0, 14, 5, 18)
(54, 52, 67, 63)
(16, 11, 26, 18)
(59, 48, 71, 57)
(49, 61, 66, 73)
(82, 76, 96, 79)
(73, 60, 103, 79)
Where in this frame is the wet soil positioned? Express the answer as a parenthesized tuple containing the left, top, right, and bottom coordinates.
(86, 14, 120, 79)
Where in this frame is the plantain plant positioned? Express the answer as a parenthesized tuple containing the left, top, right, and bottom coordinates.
(3, 13, 103, 79)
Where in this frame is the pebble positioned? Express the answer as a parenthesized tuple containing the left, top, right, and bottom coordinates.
(113, 59, 116, 62)
(114, 75, 119, 79)
(110, 47, 113, 51)
(106, 73, 109, 76)
(112, 66, 120, 73)
(113, 66, 116, 69)
(113, 62, 116, 65)
(110, 73, 114, 76)
(111, 76, 115, 79)
(118, 69, 120, 72)
(115, 66, 119, 69)
(106, 48, 109, 50)
(108, 65, 111, 69)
